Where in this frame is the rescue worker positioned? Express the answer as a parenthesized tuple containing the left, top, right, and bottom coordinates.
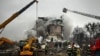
(72, 44, 77, 56)
(81, 44, 87, 56)
(76, 44, 81, 56)
(87, 44, 91, 56)
(77, 48, 81, 56)
(94, 38, 100, 56)
(67, 45, 72, 56)
(45, 45, 48, 55)
(69, 42, 77, 56)
(90, 39, 95, 56)
(90, 36, 100, 56)
(67, 43, 78, 56)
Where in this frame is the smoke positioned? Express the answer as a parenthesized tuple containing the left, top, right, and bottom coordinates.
(24, 29, 37, 39)
(38, 36, 43, 43)
(62, 14, 73, 40)
(25, 29, 44, 43)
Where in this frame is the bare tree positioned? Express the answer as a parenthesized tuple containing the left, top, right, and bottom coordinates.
(72, 27, 89, 48)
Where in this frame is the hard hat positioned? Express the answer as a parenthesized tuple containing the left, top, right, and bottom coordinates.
(76, 45, 80, 48)
(88, 44, 90, 47)
(68, 45, 71, 48)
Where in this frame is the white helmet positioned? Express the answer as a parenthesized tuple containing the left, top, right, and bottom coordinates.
(88, 44, 90, 47)
(68, 45, 71, 48)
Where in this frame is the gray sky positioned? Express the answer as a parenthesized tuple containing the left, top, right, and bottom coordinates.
(0, 0, 100, 40)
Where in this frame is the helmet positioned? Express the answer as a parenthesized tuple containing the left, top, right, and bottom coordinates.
(88, 44, 90, 47)
(76, 45, 80, 48)
(68, 45, 71, 48)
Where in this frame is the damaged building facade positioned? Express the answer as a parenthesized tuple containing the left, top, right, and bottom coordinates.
(34, 17, 64, 43)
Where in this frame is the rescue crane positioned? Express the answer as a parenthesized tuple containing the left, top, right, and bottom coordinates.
(0, 0, 38, 56)
(0, 0, 38, 45)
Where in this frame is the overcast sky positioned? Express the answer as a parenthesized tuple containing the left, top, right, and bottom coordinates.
(0, 0, 100, 41)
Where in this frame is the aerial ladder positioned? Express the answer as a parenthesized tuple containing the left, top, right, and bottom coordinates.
(63, 8, 100, 20)
(0, 0, 38, 45)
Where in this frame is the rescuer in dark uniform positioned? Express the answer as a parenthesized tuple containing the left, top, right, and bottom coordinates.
(45, 45, 48, 55)
(67, 45, 72, 56)
(87, 44, 91, 56)
(67, 42, 77, 56)
(70, 42, 77, 56)
(72, 46, 77, 56)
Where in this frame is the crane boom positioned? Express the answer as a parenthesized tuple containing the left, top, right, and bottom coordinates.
(0, 0, 38, 29)
(63, 8, 100, 20)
